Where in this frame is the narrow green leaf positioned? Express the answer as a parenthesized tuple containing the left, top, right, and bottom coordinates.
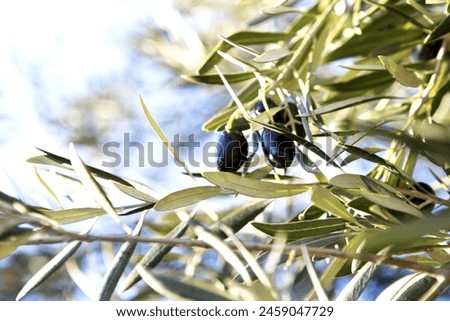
(253, 47, 292, 63)
(98, 212, 147, 301)
(376, 273, 436, 301)
(252, 217, 347, 241)
(364, 213, 450, 253)
(202, 171, 311, 198)
(300, 205, 327, 220)
(340, 144, 399, 173)
(198, 31, 294, 73)
(314, 96, 400, 116)
(138, 268, 234, 300)
(378, 55, 422, 87)
(209, 200, 272, 238)
(193, 224, 252, 284)
(425, 14, 450, 43)
(338, 64, 386, 71)
(33, 165, 62, 208)
(319, 70, 394, 92)
(342, 147, 385, 165)
(16, 239, 83, 300)
(261, 7, 301, 15)
(38, 207, 105, 225)
(336, 261, 379, 301)
(359, 191, 425, 219)
(326, 24, 422, 61)
(112, 182, 158, 203)
(28, 148, 133, 187)
(359, 176, 403, 197)
(202, 79, 260, 132)
(154, 186, 228, 211)
(139, 95, 194, 180)
(311, 186, 358, 224)
(365, 0, 432, 30)
(183, 71, 258, 85)
(0, 232, 33, 261)
(306, 233, 366, 300)
(69, 143, 132, 234)
(121, 217, 192, 292)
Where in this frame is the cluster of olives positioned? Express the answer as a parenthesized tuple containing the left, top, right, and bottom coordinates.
(216, 97, 305, 172)
(216, 129, 248, 172)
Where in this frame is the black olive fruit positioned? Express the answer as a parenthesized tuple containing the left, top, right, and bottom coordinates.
(256, 99, 306, 138)
(408, 182, 435, 211)
(415, 39, 443, 61)
(216, 130, 248, 172)
(254, 97, 277, 114)
(273, 102, 306, 138)
(261, 128, 295, 169)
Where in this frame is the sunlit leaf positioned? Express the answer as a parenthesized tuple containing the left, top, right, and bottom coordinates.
(154, 186, 229, 211)
(253, 47, 292, 63)
(336, 261, 378, 301)
(363, 213, 450, 253)
(252, 217, 347, 241)
(319, 70, 394, 92)
(209, 200, 272, 238)
(261, 6, 301, 15)
(28, 148, 132, 187)
(0, 232, 33, 261)
(121, 216, 192, 292)
(198, 31, 294, 73)
(183, 71, 266, 85)
(98, 212, 147, 301)
(16, 239, 82, 300)
(311, 186, 359, 224)
(314, 96, 400, 116)
(69, 143, 132, 234)
(202, 171, 311, 198)
(306, 233, 366, 300)
(113, 182, 158, 203)
(360, 191, 424, 218)
(38, 207, 105, 224)
(365, 0, 432, 30)
(378, 55, 422, 87)
(425, 14, 450, 43)
(137, 267, 234, 300)
(139, 95, 194, 179)
(376, 273, 436, 301)
(193, 224, 252, 284)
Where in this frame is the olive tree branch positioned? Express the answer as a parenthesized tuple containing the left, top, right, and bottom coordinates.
(29, 227, 450, 278)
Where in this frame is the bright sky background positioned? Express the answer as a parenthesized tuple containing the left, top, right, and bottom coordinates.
(0, 0, 160, 196)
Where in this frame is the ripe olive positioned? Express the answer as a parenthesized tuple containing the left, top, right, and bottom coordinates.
(256, 98, 306, 138)
(415, 39, 443, 61)
(274, 102, 306, 138)
(216, 130, 248, 172)
(260, 128, 295, 169)
(254, 97, 277, 114)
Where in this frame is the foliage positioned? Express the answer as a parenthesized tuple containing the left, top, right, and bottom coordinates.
(1, 0, 450, 301)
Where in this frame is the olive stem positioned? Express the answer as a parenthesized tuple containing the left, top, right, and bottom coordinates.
(33, 226, 450, 278)
(224, 108, 242, 132)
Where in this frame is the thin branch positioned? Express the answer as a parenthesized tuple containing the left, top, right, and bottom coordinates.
(28, 227, 450, 278)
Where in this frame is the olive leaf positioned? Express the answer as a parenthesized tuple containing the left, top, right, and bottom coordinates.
(202, 171, 311, 198)
(378, 55, 422, 87)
